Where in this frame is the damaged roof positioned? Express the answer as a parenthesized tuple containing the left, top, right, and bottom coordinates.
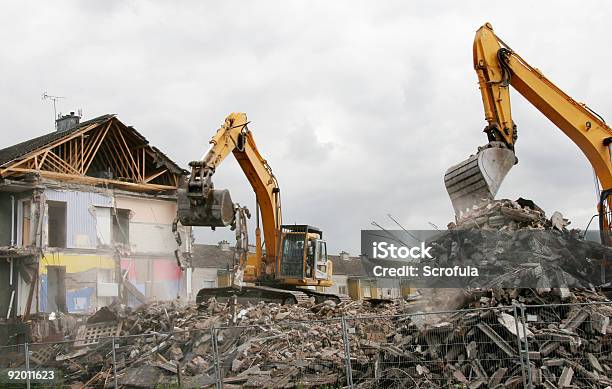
(191, 244, 236, 269)
(0, 114, 113, 166)
(329, 255, 368, 277)
(0, 114, 187, 182)
(0, 114, 188, 190)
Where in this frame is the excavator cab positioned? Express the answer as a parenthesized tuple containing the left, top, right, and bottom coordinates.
(278, 225, 332, 285)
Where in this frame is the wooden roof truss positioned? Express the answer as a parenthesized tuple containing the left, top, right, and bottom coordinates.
(1, 117, 182, 192)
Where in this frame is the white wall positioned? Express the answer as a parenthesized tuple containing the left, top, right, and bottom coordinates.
(115, 196, 184, 255)
(190, 267, 218, 302)
(327, 274, 348, 295)
(129, 223, 177, 253)
(94, 206, 112, 245)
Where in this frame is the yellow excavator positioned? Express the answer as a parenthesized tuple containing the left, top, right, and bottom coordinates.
(445, 23, 612, 243)
(177, 113, 347, 304)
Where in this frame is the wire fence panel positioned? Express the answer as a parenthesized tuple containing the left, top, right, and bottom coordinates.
(0, 343, 25, 369)
(346, 307, 525, 388)
(214, 318, 348, 388)
(1, 301, 612, 388)
(520, 301, 612, 388)
(0, 329, 219, 388)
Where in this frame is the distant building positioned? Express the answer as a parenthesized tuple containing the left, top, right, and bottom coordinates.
(189, 241, 235, 295)
(0, 114, 191, 322)
(328, 251, 411, 300)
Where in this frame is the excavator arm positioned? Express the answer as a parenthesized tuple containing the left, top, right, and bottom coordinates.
(177, 114, 340, 304)
(177, 112, 282, 269)
(446, 23, 612, 236)
(474, 22, 612, 179)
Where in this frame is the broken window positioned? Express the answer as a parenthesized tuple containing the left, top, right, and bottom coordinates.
(47, 265, 67, 313)
(48, 201, 67, 248)
(338, 285, 347, 295)
(21, 200, 31, 246)
(94, 206, 112, 246)
(112, 208, 130, 245)
(363, 281, 371, 298)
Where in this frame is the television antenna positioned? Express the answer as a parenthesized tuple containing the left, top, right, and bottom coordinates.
(42, 92, 66, 129)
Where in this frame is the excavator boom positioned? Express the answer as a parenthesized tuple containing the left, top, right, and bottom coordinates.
(446, 23, 612, 228)
(178, 113, 281, 270)
(177, 113, 341, 304)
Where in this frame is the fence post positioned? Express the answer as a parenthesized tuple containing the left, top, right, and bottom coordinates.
(24, 342, 30, 389)
(340, 316, 354, 389)
(112, 336, 118, 389)
(512, 304, 527, 388)
(519, 303, 533, 388)
(211, 326, 222, 389)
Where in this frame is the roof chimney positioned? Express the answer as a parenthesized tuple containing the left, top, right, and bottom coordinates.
(218, 240, 231, 251)
(55, 111, 80, 132)
(339, 251, 350, 260)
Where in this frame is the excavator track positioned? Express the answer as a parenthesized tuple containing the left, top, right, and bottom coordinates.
(297, 290, 352, 304)
(196, 285, 350, 305)
(196, 286, 309, 305)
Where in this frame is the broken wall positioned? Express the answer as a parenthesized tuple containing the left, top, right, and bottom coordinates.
(39, 252, 116, 314)
(115, 196, 186, 302)
(43, 189, 113, 249)
(34, 189, 187, 313)
(121, 257, 185, 302)
(115, 196, 179, 254)
(38, 189, 118, 314)
(0, 259, 12, 316)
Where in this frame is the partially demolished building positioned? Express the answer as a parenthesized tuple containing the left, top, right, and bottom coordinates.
(0, 113, 190, 321)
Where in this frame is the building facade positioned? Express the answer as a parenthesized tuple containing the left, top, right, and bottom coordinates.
(0, 113, 190, 320)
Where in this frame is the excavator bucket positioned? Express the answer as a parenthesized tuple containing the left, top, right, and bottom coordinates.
(177, 188, 235, 227)
(444, 143, 515, 215)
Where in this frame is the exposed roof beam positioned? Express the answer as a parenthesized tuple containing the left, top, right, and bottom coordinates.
(0, 168, 177, 192)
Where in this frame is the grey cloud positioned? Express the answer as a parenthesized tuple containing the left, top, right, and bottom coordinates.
(1, 0, 610, 254)
(282, 121, 334, 163)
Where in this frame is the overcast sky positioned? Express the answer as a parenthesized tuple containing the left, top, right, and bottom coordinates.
(1, 1, 611, 255)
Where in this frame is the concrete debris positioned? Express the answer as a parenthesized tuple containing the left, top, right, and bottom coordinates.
(3, 197, 612, 388)
(454, 197, 550, 230)
(3, 287, 609, 388)
(558, 366, 574, 388)
(354, 291, 612, 388)
(498, 312, 533, 341)
(421, 198, 612, 289)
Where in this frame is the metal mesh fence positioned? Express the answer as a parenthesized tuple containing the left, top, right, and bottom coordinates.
(345, 307, 524, 388)
(213, 318, 347, 387)
(519, 301, 612, 388)
(0, 301, 610, 388)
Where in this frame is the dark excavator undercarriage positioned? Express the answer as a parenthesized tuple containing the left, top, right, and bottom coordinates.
(196, 285, 351, 305)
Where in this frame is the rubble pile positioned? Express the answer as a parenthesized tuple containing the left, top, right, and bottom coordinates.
(7, 197, 612, 388)
(215, 299, 402, 387)
(363, 288, 612, 388)
(11, 287, 612, 388)
(16, 299, 407, 387)
(452, 198, 557, 230)
(424, 198, 610, 289)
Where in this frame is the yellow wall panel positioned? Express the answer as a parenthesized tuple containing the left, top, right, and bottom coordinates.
(39, 252, 116, 274)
